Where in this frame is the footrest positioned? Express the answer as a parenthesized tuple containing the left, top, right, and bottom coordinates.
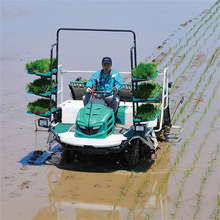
(52, 123, 74, 134)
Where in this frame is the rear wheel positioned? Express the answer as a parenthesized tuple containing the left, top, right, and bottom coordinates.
(61, 148, 75, 164)
(125, 139, 139, 167)
(139, 141, 152, 160)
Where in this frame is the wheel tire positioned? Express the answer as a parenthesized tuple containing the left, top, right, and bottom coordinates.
(139, 141, 152, 160)
(61, 148, 75, 164)
(125, 139, 140, 167)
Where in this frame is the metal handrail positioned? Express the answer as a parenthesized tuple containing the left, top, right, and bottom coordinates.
(56, 28, 137, 73)
(61, 70, 131, 75)
(154, 67, 169, 132)
(57, 65, 131, 103)
(49, 43, 58, 124)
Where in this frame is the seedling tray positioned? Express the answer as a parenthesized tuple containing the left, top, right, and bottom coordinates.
(132, 70, 159, 81)
(27, 108, 56, 117)
(27, 68, 57, 77)
(69, 81, 87, 87)
(27, 98, 56, 116)
(27, 89, 57, 97)
(134, 111, 161, 122)
(133, 89, 161, 101)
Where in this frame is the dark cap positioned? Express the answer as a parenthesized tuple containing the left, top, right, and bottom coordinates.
(102, 57, 112, 64)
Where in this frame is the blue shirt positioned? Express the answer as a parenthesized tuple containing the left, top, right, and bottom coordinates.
(86, 69, 123, 95)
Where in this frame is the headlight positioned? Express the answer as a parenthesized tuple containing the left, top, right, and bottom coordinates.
(79, 125, 86, 130)
(38, 118, 49, 128)
(135, 125, 145, 131)
(93, 126, 101, 130)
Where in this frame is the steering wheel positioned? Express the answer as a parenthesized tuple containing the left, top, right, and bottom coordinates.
(92, 90, 111, 99)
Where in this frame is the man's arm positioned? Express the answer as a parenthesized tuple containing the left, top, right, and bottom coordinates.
(86, 71, 100, 89)
(114, 71, 123, 91)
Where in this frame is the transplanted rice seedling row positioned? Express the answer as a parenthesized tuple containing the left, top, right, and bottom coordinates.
(172, 48, 219, 125)
(139, 2, 220, 219)
(169, 10, 219, 78)
(120, 56, 219, 219)
(191, 68, 218, 115)
(117, 75, 219, 219)
(181, 68, 218, 125)
(211, 189, 220, 220)
(185, 1, 219, 38)
(108, 143, 174, 219)
(159, 2, 219, 74)
(107, 171, 135, 218)
(143, 75, 220, 219)
(171, 110, 220, 219)
(157, 12, 219, 112)
(193, 143, 220, 220)
(109, 3, 219, 219)
(126, 173, 151, 220)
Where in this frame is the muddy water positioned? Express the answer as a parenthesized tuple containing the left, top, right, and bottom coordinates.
(1, 1, 219, 220)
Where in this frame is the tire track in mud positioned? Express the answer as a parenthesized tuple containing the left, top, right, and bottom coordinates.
(106, 2, 220, 219)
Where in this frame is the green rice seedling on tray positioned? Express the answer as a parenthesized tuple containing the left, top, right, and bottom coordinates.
(27, 98, 55, 114)
(26, 78, 56, 94)
(134, 83, 162, 99)
(132, 62, 157, 78)
(135, 103, 161, 120)
(25, 58, 57, 73)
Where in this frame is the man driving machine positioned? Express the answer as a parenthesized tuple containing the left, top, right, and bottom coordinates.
(83, 57, 123, 114)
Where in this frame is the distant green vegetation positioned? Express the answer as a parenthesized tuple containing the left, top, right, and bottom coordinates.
(26, 78, 56, 94)
(25, 58, 57, 73)
(27, 98, 55, 114)
(135, 103, 160, 120)
(132, 62, 157, 78)
(134, 83, 161, 99)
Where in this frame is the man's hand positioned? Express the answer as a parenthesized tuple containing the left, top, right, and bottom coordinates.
(112, 87, 118, 94)
(86, 87, 92, 94)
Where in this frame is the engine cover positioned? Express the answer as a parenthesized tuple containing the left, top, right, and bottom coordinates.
(75, 102, 114, 139)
